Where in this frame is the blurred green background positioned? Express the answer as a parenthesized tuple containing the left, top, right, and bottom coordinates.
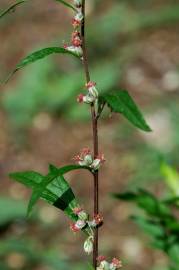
(0, 0, 179, 269)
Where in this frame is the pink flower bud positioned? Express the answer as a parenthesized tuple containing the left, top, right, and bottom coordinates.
(73, 207, 83, 215)
(75, 219, 86, 229)
(70, 219, 86, 232)
(72, 12, 83, 28)
(94, 213, 104, 225)
(77, 94, 85, 103)
(70, 223, 80, 233)
(97, 154, 106, 163)
(73, 207, 88, 221)
(109, 258, 122, 270)
(72, 31, 81, 39)
(73, 147, 93, 166)
(86, 81, 97, 89)
(82, 147, 91, 155)
(71, 31, 82, 47)
(72, 18, 81, 27)
(72, 38, 82, 47)
(97, 256, 106, 263)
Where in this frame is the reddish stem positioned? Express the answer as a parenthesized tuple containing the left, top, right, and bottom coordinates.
(81, 1, 99, 269)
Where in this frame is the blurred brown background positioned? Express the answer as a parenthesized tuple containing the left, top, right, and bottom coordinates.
(0, 0, 179, 269)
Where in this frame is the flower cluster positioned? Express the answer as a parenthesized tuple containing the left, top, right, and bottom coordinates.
(73, 147, 105, 171)
(70, 206, 103, 254)
(97, 256, 122, 270)
(70, 206, 103, 233)
(77, 81, 99, 104)
(63, 0, 83, 56)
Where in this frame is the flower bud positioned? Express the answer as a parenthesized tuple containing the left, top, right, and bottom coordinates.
(83, 93, 96, 104)
(97, 260, 110, 270)
(73, 207, 88, 221)
(84, 237, 93, 255)
(91, 158, 101, 170)
(109, 258, 122, 270)
(72, 12, 83, 28)
(70, 223, 80, 233)
(77, 93, 85, 103)
(75, 219, 86, 229)
(64, 45, 83, 57)
(83, 154, 93, 166)
(91, 154, 105, 170)
(89, 213, 104, 227)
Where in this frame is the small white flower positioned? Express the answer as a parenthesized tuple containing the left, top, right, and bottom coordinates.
(75, 219, 86, 229)
(64, 45, 83, 57)
(75, 11, 83, 21)
(91, 158, 101, 170)
(84, 236, 94, 255)
(100, 261, 110, 270)
(88, 85, 98, 99)
(83, 93, 96, 104)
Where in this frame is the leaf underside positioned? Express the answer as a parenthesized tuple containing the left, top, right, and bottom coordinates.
(100, 90, 152, 132)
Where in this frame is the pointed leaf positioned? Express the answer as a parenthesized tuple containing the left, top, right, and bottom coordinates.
(9, 171, 43, 188)
(27, 190, 40, 216)
(4, 47, 79, 83)
(100, 90, 152, 132)
(10, 164, 90, 219)
(0, 1, 27, 19)
(49, 164, 59, 173)
(55, 0, 76, 11)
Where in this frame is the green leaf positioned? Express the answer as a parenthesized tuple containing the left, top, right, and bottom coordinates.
(112, 191, 137, 200)
(49, 164, 59, 173)
(131, 216, 164, 238)
(10, 164, 91, 219)
(55, 164, 91, 174)
(100, 90, 152, 132)
(151, 239, 166, 251)
(0, 0, 27, 19)
(26, 173, 77, 217)
(9, 171, 44, 188)
(55, 0, 77, 11)
(4, 47, 79, 83)
(114, 189, 172, 217)
(168, 244, 179, 264)
(160, 162, 179, 196)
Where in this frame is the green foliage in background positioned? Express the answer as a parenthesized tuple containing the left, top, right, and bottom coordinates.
(113, 167, 179, 270)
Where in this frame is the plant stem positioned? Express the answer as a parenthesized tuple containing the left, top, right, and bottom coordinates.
(81, 1, 99, 268)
